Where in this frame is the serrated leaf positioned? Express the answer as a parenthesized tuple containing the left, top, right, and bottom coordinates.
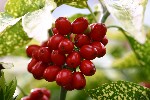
(87, 81, 150, 100)
(0, 62, 14, 69)
(0, 12, 21, 33)
(54, 0, 87, 8)
(104, 0, 148, 44)
(5, 0, 46, 17)
(0, 20, 30, 56)
(22, 2, 56, 42)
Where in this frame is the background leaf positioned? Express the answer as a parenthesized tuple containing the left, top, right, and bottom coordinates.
(0, 12, 21, 33)
(0, 20, 30, 56)
(0, 62, 14, 69)
(87, 80, 150, 100)
(54, 0, 88, 8)
(104, 0, 148, 44)
(5, 0, 46, 17)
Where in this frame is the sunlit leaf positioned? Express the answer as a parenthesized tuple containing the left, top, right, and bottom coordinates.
(5, 0, 46, 17)
(54, 0, 88, 8)
(22, 2, 56, 42)
(87, 81, 150, 100)
(0, 21, 30, 56)
(104, 0, 148, 44)
(0, 12, 21, 33)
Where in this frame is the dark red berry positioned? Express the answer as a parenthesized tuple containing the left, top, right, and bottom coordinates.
(21, 96, 31, 100)
(72, 17, 88, 34)
(51, 50, 66, 66)
(52, 27, 59, 35)
(38, 47, 51, 63)
(43, 65, 61, 82)
(56, 69, 73, 86)
(63, 81, 74, 91)
(101, 35, 108, 46)
(27, 58, 38, 73)
(90, 23, 107, 41)
(80, 60, 96, 76)
(140, 82, 150, 89)
(26, 45, 40, 57)
(32, 49, 40, 60)
(31, 61, 47, 80)
(41, 41, 48, 47)
(58, 38, 74, 54)
(79, 45, 98, 60)
(66, 51, 81, 68)
(30, 89, 43, 99)
(41, 88, 51, 98)
(47, 34, 65, 50)
(41, 95, 49, 100)
(72, 72, 86, 90)
(74, 34, 90, 48)
(55, 17, 71, 35)
(91, 42, 106, 57)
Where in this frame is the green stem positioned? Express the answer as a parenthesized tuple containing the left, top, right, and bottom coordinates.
(101, 11, 110, 23)
(60, 87, 67, 100)
(86, 2, 97, 23)
(17, 85, 27, 96)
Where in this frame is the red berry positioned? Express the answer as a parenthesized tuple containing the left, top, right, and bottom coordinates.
(63, 82, 74, 91)
(58, 38, 74, 54)
(55, 17, 71, 35)
(32, 49, 40, 60)
(80, 60, 96, 76)
(72, 72, 86, 90)
(30, 89, 43, 99)
(41, 88, 51, 98)
(72, 17, 88, 34)
(52, 27, 59, 35)
(74, 34, 90, 48)
(26, 45, 40, 57)
(90, 23, 107, 41)
(140, 82, 150, 89)
(66, 51, 81, 68)
(31, 61, 47, 80)
(38, 47, 51, 63)
(21, 96, 31, 100)
(56, 69, 73, 86)
(79, 45, 97, 60)
(51, 50, 66, 66)
(101, 36, 108, 46)
(47, 34, 65, 50)
(91, 42, 106, 57)
(27, 58, 38, 73)
(41, 95, 49, 100)
(43, 65, 61, 82)
(41, 41, 48, 47)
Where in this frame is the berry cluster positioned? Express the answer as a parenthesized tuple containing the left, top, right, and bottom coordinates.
(26, 17, 108, 90)
(21, 88, 51, 100)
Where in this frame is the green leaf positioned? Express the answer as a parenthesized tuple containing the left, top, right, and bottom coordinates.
(54, 0, 88, 8)
(0, 20, 30, 56)
(0, 12, 21, 33)
(0, 62, 14, 69)
(5, 0, 46, 17)
(104, 0, 148, 44)
(87, 81, 150, 100)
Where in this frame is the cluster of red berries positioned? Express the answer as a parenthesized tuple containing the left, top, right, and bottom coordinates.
(21, 88, 51, 100)
(26, 17, 108, 90)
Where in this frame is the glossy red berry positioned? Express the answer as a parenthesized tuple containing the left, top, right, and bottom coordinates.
(47, 34, 65, 50)
(41, 41, 48, 47)
(32, 49, 40, 60)
(31, 61, 47, 80)
(43, 65, 61, 82)
(74, 34, 90, 48)
(66, 51, 81, 68)
(56, 69, 73, 86)
(41, 88, 51, 98)
(63, 81, 74, 91)
(41, 95, 49, 100)
(55, 17, 72, 35)
(30, 89, 43, 99)
(38, 47, 51, 63)
(90, 23, 107, 41)
(79, 45, 98, 60)
(140, 82, 150, 89)
(52, 27, 59, 35)
(58, 38, 74, 54)
(51, 50, 66, 66)
(91, 42, 106, 57)
(21, 96, 31, 100)
(80, 60, 96, 76)
(27, 58, 38, 73)
(26, 45, 40, 57)
(72, 17, 88, 34)
(101, 35, 108, 46)
(72, 72, 86, 90)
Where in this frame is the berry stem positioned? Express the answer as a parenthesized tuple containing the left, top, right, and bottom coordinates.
(86, 2, 97, 23)
(17, 85, 27, 96)
(60, 86, 67, 100)
(101, 11, 110, 23)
